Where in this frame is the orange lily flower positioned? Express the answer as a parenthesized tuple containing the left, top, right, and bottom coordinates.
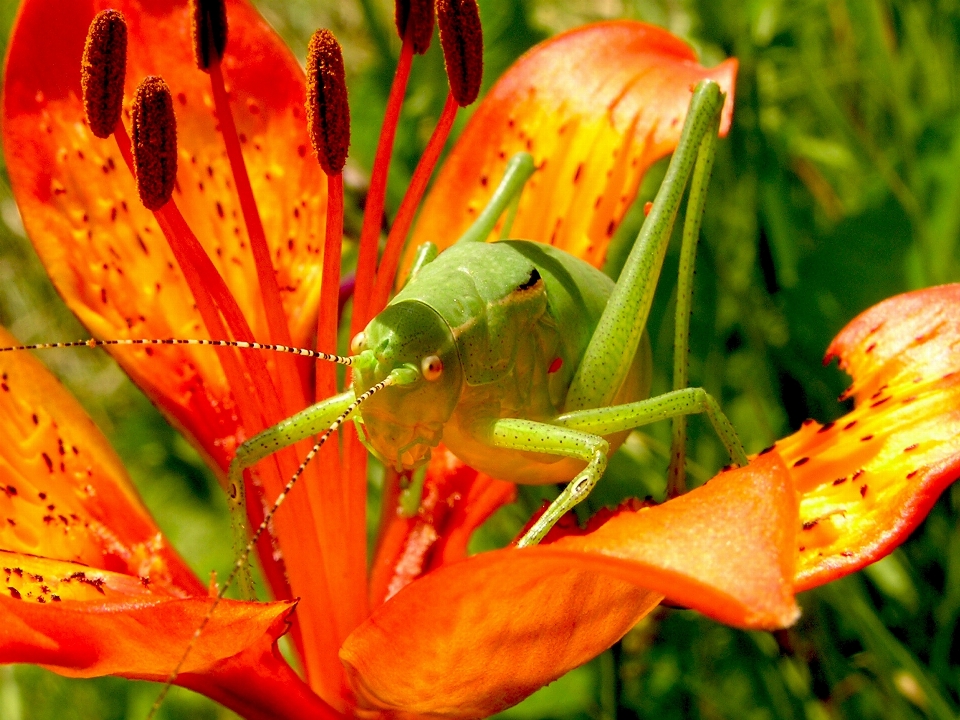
(2, 0, 959, 718)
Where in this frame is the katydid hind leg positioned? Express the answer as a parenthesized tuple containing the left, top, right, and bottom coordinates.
(565, 81, 725, 413)
(667, 105, 722, 497)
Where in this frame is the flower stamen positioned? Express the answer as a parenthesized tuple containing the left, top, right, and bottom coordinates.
(131, 76, 177, 211)
(369, 0, 483, 338)
(192, 0, 304, 412)
(395, 0, 435, 56)
(437, 0, 483, 107)
(81, 9, 127, 140)
(190, 0, 228, 70)
(306, 29, 350, 400)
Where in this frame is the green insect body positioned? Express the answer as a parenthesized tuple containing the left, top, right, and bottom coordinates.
(351, 239, 650, 485)
(0, 83, 742, 673)
(228, 80, 745, 554)
(0, 81, 748, 705)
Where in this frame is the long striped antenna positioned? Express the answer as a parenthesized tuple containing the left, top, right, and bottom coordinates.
(0, 337, 357, 366)
(145, 370, 400, 718)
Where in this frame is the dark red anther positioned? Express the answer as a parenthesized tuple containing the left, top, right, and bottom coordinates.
(437, 0, 483, 106)
(81, 9, 127, 138)
(396, 0, 435, 55)
(306, 29, 350, 175)
(190, 0, 228, 70)
(548, 357, 562, 374)
(131, 76, 178, 211)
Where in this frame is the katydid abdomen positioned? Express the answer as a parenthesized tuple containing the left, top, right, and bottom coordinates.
(352, 239, 651, 485)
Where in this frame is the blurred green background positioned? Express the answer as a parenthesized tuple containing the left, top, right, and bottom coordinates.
(2, 0, 960, 718)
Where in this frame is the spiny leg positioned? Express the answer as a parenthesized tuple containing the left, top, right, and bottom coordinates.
(147, 375, 399, 719)
(456, 151, 536, 244)
(477, 418, 609, 548)
(556, 387, 747, 468)
(667, 101, 722, 496)
(0, 337, 359, 600)
(512, 387, 747, 547)
(565, 81, 725, 413)
(397, 152, 535, 291)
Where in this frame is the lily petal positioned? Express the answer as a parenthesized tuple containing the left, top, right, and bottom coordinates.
(341, 453, 798, 717)
(0, 553, 337, 720)
(3, 0, 324, 472)
(0, 324, 329, 717)
(769, 285, 960, 591)
(0, 326, 199, 593)
(0, 551, 287, 678)
(409, 21, 737, 269)
(369, 445, 516, 607)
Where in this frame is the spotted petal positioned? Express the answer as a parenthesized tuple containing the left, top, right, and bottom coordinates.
(369, 445, 516, 607)
(409, 21, 737, 269)
(0, 326, 334, 719)
(3, 0, 325, 473)
(766, 285, 960, 590)
(341, 453, 798, 718)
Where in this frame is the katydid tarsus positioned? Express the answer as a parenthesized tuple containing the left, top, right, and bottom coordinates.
(2, 79, 746, 701)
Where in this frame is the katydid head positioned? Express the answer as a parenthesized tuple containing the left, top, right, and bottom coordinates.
(351, 300, 463, 471)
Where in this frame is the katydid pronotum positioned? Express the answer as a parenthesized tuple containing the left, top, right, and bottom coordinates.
(2, 79, 747, 701)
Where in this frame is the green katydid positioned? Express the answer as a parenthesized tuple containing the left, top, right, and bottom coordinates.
(1, 83, 745, 696)
(3, 79, 742, 570)
(221, 78, 744, 559)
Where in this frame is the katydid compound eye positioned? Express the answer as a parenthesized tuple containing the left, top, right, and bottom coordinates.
(350, 332, 366, 354)
(421, 355, 443, 381)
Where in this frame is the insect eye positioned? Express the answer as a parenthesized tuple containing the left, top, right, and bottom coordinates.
(421, 355, 443, 381)
(350, 332, 366, 355)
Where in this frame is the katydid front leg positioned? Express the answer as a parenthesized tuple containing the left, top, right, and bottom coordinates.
(227, 391, 354, 598)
